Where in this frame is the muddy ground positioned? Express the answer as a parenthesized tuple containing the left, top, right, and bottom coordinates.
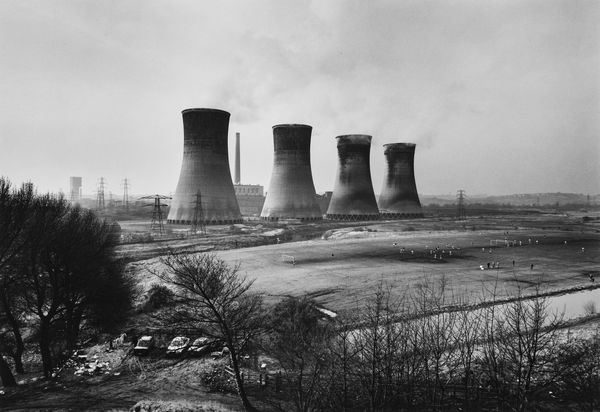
(1, 344, 249, 411)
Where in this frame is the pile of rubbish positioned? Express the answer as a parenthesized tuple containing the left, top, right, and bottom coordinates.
(66, 351, 112, 376)
(74, 357, 112, 376)
(201, 366, 234, 393)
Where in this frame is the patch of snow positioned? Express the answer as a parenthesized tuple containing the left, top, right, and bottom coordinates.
(317, 307, 338, 318)
(262, 228, 285, 237)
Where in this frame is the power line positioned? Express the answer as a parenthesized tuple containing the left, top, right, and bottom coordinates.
(122, 178, 130, 211)
(190, 191, 205, 236)
(97, 177, 106, 210)
(140, 194, 172, 235)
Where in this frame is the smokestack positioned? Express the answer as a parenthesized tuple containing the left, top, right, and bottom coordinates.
(260, 124, 322, 221)
(326, 135, 379, 221)
(167, 108, 242, 224)
(234, 132, 241, 185)
(378, 143, 423, 218)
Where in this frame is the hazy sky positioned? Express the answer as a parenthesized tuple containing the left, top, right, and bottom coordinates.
(1, 0, 598, 197)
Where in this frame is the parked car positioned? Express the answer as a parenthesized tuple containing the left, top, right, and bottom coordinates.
(211, 345, 230, 359)
(188, 337, 215, 357)
(166, 336, 191, 357)
(133, 336, 154, 356)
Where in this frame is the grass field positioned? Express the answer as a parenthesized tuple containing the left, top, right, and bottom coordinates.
(131, 213, 600, 314)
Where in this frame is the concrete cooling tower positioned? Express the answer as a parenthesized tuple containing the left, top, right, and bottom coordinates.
(260, 124, 322, 221)
(378, 143, 424, 218)
(167, 108, 242, 225)
(326, 135, 380, 221)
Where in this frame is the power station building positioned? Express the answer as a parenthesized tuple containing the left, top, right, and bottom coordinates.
(167, 108, 242, 225)
(261, 124, 322, 221)
(378, 143, 423, 218)
(234, 184, 265, 216)
(232, 132, 265, 216)
(326, 135, 380, 221)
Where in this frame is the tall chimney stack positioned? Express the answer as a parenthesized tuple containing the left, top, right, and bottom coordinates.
(234, 132, 241, 185)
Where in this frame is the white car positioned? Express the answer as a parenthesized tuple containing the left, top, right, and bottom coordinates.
(166, 336, 191, 357)
(188, 337, 215, 357)
(133, 336, 154, 356)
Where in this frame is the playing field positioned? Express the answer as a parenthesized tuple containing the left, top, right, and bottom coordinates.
(131, 214, 600, 314)
(213, 226, 600, 313)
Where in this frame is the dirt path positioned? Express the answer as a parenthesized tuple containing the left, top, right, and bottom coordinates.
(2, 357, 246, 411)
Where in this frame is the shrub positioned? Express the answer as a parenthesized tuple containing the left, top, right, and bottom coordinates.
(139, 284, 175, 313)
(130, 400, 234, 412)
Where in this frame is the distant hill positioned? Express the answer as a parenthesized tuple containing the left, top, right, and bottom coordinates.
(421, 193, 599, 206)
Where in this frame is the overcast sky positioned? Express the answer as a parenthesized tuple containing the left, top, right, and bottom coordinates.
(1, 0, 598, 197)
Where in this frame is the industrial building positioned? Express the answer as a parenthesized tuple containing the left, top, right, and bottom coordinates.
(378, 143, 424, 218)
(261, 124, 322, 221)
(232, 132, 265, 216)
(316, 191, 332, 215)
(69, 176, 82, 204)
(326, 135, 380, 221)
(234, 184, 265, 216)
(167, 108, 242, 225)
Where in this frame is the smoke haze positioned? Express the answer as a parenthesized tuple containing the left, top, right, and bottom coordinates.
(0, 0, 598, 196)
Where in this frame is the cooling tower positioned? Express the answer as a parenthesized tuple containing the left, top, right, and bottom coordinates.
(167, 108, 242, 225)
(378, 143, 424, 218)
(326, 135, 380, 221)
(260, 124, 322, 221)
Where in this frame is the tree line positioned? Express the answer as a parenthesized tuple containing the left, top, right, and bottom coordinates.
(0, 178, 134, 386)
(156, 253, 600, 412)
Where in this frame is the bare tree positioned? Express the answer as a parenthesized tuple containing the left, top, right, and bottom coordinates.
(1, 186, 135, 380)
(349, 281, 410, 411)
(157, 252, 263, 412)
(453, 304, 484, 409)
(480, 285, 564, 411)
(38, 205, 132, 353)
(325, 315, 362, 412)
(409, 276, 458, 407)
(0, 178, 34, 274)
(265, 296, 333, 412)
(0, 186, 33, 385)
(0, 178, 34, 386)
(553, 329, 600, 411)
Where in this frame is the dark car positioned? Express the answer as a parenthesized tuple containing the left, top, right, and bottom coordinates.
(133, 336, 154, 356)
(211, 344, 230, 359)
(166, 336, 191, 357)
(188, 337, 215, 357)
